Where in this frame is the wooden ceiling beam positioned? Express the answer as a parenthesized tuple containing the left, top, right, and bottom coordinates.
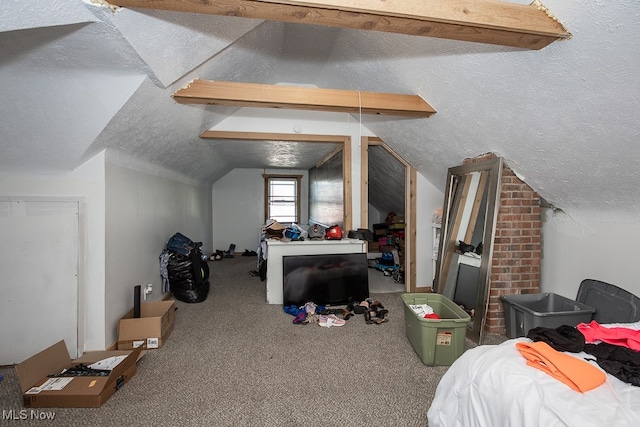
(199, 131, 347, 142)
(111, 0, 570, 50)
(174, 80, 436, 118)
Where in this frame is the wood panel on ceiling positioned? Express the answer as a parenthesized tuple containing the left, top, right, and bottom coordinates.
(112, 0, 570, 50)
(174, 80, 435, 118)
(200, 131, 346, 142)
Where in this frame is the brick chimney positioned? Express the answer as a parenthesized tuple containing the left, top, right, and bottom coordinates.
(464, 154, 542, 335)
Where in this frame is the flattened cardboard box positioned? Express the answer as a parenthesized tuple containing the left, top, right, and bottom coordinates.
(117, 300, 175, 350)
(15, 340, 142, 408)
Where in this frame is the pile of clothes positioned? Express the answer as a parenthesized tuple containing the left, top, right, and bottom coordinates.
(283, 298, 389, 326)
(526, 321, 640, 387)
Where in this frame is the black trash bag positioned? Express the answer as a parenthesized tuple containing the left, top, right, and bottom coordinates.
(166, 241, 210, 303)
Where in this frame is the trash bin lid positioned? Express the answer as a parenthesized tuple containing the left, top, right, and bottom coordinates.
(576, 279, 640, 324)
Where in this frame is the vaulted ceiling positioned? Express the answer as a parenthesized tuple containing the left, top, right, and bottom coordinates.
(1, 0, 639, 222)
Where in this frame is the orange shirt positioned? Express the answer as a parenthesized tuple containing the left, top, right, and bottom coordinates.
(516, 341, 606, 393)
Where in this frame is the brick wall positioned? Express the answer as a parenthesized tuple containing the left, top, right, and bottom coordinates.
(464, 154, 542, 335)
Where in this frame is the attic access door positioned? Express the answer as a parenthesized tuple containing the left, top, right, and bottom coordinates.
(0, 199, 80, 364)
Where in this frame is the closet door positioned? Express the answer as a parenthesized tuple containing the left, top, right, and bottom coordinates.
(0, 199, 79, 364)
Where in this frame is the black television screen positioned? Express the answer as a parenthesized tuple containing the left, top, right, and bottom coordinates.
(282, 253, 370, 307)
(453, 264, 480, 310)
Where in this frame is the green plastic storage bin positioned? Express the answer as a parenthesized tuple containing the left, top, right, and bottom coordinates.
(402, 293, 470, 366)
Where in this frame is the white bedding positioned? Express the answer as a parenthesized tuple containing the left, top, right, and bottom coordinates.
(427, 334, 640, 427)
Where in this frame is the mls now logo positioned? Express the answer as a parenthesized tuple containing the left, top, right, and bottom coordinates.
(2, 409, 56, 420)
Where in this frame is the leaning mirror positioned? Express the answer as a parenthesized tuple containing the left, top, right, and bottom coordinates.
(434, 157, 502, 344)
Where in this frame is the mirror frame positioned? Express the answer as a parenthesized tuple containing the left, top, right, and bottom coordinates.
(434, 157, 502, 344)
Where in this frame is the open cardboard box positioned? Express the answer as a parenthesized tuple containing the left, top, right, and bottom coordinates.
(118, 300, 175, 350)
(15, 340, 142, 408)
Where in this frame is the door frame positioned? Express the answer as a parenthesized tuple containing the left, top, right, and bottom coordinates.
(360, 137, 417, 292)
(201, 131, 353, 231)
(0, 196, 85, 359)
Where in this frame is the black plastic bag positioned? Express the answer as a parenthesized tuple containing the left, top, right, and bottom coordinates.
(166, 236, 210, 303)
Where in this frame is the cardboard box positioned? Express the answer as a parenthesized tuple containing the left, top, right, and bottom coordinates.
(117, 300, 175, 350)
(15, 341, 142, 408)
(373, 223, 387, 236)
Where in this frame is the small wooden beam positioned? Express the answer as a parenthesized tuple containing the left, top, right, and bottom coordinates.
(111, 0, 570, 50)
(199, 130, 347, 142)
(174, 80, 436, 117)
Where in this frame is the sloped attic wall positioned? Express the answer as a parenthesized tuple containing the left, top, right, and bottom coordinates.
(78, 7, 272, 182)
(257, 4, 640, 225)
(0, 22, 147, 173)
(4, 0, 640, 224)
(368, 145, 406, 224)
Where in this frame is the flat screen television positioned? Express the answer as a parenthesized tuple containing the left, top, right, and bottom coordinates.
(282, 253, 370, 307)
(453, 264, 480, 310)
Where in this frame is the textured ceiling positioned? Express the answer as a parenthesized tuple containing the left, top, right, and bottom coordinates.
(1, 0, 639, 222)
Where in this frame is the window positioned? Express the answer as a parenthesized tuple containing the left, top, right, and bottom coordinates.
(264, 175, 301, 224)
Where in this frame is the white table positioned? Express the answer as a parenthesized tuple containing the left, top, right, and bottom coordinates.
(265, 239, 366, 304)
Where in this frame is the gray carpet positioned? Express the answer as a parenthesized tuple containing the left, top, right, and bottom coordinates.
(0, 257, 503, 426)
(368, 267, 405, 293)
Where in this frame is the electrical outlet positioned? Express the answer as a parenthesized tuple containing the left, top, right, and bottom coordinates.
(144, 283, 153, 300)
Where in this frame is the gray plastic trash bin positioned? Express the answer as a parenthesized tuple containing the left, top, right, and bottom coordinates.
(576, 279, 640, 324)
(501, 293, 596, 339)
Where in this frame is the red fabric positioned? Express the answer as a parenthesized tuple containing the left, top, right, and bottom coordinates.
(424, 313, 441, 319)
(577, 320, 640, 351)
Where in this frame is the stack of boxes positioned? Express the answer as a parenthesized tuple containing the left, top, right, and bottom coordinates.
(372, 215, 405, 266)
(370, 223, 387, 252)
(388, 215, 405, 265)
(15, 299, 176, 408)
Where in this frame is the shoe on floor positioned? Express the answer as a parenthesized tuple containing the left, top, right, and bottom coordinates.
(318, 314, 345, 327)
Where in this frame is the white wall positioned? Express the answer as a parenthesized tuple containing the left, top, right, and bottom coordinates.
(368, 204, 382, 226)
(0, 152, 107, 351)
(541, 209, 640, 300)
(416, 173, 445, 288)
(0, 149, 214, 351)
(211, 168, 309, 253)
(105, 156, 212, 348)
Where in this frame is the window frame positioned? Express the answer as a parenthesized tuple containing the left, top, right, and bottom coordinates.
(263, 174, 302, 224)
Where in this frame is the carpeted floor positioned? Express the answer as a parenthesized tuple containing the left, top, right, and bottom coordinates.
(0, 257, 505, 426)
(368, 267, 405, 293)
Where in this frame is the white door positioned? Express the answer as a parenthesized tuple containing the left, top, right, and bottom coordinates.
(0, 199, 79, 364)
